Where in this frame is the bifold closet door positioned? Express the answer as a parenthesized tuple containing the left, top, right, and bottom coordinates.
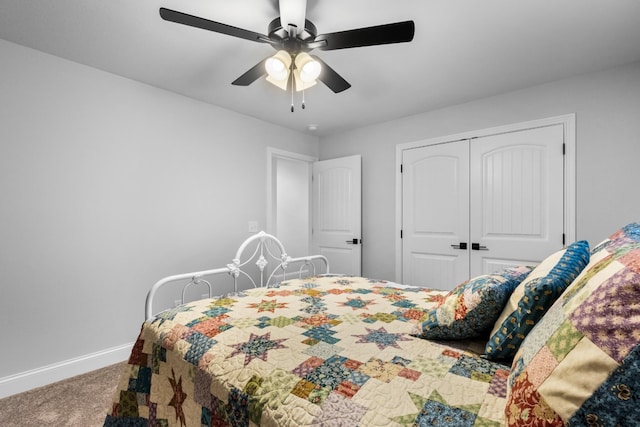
(402, 140, 470, 289)
(469, 124, 565, 276)
(401, 124, 565, 290)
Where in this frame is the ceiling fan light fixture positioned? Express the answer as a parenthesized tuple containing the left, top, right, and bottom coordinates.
(265, 50, 291, 82)
(295, 52, 321, 83)
(160, 5, 416, 95)
(293, 68, 318, 92)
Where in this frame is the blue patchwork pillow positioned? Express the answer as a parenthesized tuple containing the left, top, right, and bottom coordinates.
(414, 266, 533, 340)
(484, 240, 590, 360)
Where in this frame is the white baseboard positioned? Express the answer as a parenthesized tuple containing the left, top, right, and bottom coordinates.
(0, 342, 133, 399)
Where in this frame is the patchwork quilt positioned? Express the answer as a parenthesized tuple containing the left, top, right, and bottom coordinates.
(104, 276, 510, 426)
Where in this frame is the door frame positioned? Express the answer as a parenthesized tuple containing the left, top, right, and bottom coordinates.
(394, 114, 576, 283)
(266, 147, 317, 254)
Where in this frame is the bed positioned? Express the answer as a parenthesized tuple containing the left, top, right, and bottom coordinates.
(104, 225, 640, 426)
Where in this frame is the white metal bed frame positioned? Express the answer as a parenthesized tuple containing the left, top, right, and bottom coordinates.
(145, 231, 330, 320)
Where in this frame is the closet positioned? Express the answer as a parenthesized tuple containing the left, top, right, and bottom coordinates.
(400, 121, 568, 290)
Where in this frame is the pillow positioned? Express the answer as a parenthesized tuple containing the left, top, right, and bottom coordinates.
(485, 240, 590, 360)
(505, 223, 640, 426)
(414, 266, 533, 340)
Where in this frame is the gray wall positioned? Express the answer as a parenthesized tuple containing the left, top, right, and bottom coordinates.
(319, 60, 640, 281)
(0, 39, 319, 379)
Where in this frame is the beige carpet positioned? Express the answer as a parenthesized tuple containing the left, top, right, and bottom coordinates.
(0, 362, 125, 427)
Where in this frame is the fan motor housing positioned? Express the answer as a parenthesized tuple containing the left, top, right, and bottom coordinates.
(268, 18, 318, 53)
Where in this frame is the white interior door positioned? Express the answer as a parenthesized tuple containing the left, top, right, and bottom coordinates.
(312, 155, 362, 276)
(469, 124, 565, 275)
(401, 124, 565, 290)
(402, 141, 470, 289)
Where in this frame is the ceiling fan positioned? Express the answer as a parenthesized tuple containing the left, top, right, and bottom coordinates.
(159, 0, 415, 95)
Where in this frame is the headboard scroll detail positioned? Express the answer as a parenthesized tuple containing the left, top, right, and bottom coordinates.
(145, 231, 330, 320)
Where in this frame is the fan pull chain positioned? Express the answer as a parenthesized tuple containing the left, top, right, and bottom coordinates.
(288, 81, 309, 112)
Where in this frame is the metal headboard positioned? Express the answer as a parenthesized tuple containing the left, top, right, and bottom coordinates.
(145, 231, 329, 320)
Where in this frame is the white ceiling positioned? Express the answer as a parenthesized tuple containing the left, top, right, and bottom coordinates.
(2, 0, 640, 136)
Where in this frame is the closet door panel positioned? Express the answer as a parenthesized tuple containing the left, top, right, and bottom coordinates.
(402, 141, 469, 290)
(469, 125, 565, 276)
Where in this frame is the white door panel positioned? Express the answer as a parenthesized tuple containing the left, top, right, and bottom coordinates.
(406, 253, 460, 291)
(312, 155, 362, 276)
(401, 124, 565, 289)
(315, 247, 354, 277)
(470, 125, 565, 275)
(402, 141, 469, 289)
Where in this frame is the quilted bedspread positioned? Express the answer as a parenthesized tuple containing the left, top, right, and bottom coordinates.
(104, 276, 509, 426)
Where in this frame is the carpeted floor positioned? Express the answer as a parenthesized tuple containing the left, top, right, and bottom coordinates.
(0, 362, 125, 427)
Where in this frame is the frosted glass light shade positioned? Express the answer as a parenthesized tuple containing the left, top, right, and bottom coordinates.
(293, 69, 317, 91)
(295, 52, 321, 83)
(265, 50, 291, 81)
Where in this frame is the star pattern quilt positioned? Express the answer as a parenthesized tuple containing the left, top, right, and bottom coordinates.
(104, 276, 509, 426)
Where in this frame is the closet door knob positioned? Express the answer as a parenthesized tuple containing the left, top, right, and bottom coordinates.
(471, 243, 489, 250)
(451, 242, 468, 250)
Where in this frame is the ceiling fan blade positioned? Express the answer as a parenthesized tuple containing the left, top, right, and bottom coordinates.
(315, 20, 415, 50)
(159, 8, 270, 44)
(231, 59, 268, 86)
(314, 57, 351, 93)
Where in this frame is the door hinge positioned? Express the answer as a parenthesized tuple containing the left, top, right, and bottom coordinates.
(562, 233, 566, 246)
(400, 164, 403, 173)
(562, 143, 566, 155)
(400, 229, 403, 239)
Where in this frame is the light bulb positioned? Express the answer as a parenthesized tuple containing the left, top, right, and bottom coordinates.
(265, 51, 291, 81)
(300, 60, 321, 82)
(266, 58, 284, 73)
(295, 52, 321, 83)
